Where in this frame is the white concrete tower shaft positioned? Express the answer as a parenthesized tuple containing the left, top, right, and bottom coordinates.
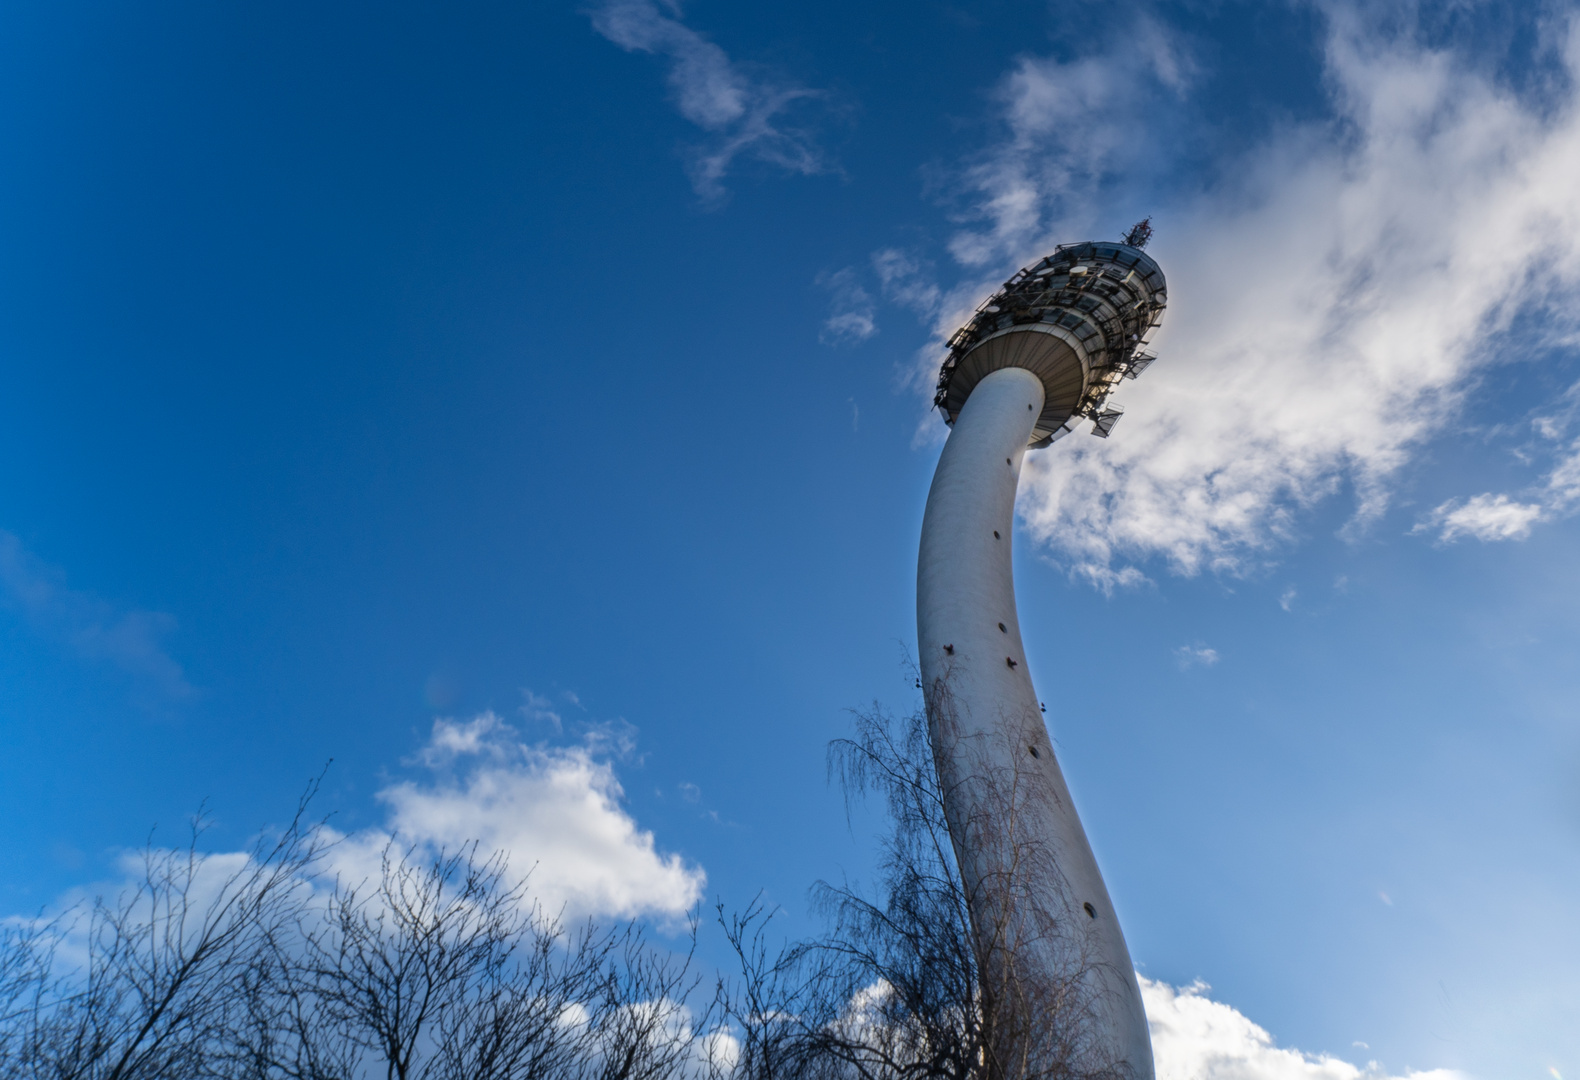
(917, 367, 1152, 1079)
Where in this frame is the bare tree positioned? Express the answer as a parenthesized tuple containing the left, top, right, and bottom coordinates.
(0, 795, 720, 1080)
(720, 685, 1123, 1080)
(274, 841, 717, 1080)
(720, 699, 985, 1080)
(2, 683, 1123, 1080)
(572, 924, 715, 1080)
(0, 788, 324, 1080)
(0, 917, 56, 1076)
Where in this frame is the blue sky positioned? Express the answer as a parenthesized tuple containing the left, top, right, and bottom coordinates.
(2, 1, 1578, 1076)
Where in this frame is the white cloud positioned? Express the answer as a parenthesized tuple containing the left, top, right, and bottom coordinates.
(1174, 644, 1220, 670)
(589, 0, 829, 200)
(798, 976, 1463, 1080)
(409, 711, 510, 765)
(18, 712, 701, 978)
(363, 713, 705, 922)
(905, 6, 1580, 583)
(1417, 492, 1545, 542)
(0, 530, 194, 704)
(1145, 978, 1465, 1080)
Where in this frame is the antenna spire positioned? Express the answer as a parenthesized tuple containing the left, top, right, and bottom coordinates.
(1123, 217, 1153, 248)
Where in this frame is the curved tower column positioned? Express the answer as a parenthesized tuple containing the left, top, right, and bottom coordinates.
(917, 367, 1152, 1079)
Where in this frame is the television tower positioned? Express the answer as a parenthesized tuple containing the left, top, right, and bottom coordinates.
(917, 230, 1165, 1079)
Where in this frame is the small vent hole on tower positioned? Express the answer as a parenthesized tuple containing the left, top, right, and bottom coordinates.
(1006, 657, 1017, 669)
(1028, 745, 1039, 759)
(993, 531, 1000, 539)
(944, 644, 954, 655)
(1006, 458, 1011, 465)
(998, 622, 1007, 633)
(1083, 902, 1097, 919)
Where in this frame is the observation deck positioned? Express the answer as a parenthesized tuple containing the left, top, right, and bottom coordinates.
(934, 241, 1167, 446)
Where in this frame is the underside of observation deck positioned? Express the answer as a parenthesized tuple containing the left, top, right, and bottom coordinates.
(935, 241, 1168, 446)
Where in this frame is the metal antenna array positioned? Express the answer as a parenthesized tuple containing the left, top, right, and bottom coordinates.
(1122, 218, 1153, 248)
(933, 235, 1166, 443)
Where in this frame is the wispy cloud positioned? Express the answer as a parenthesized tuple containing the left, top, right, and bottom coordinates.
(588, 0, 831, 201)
(0, 530, 195, 705)
(520, 688, 567, 731)
(872, 248, 942, 319)
(897, 6, 1580, 585)
(1174, 644, 1220, 670)
(1144, 977, 1465, 1080)
(817, 268, 877, 345)
(1415, 396, 1580, 541)
(944, 16, 1194, 271)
